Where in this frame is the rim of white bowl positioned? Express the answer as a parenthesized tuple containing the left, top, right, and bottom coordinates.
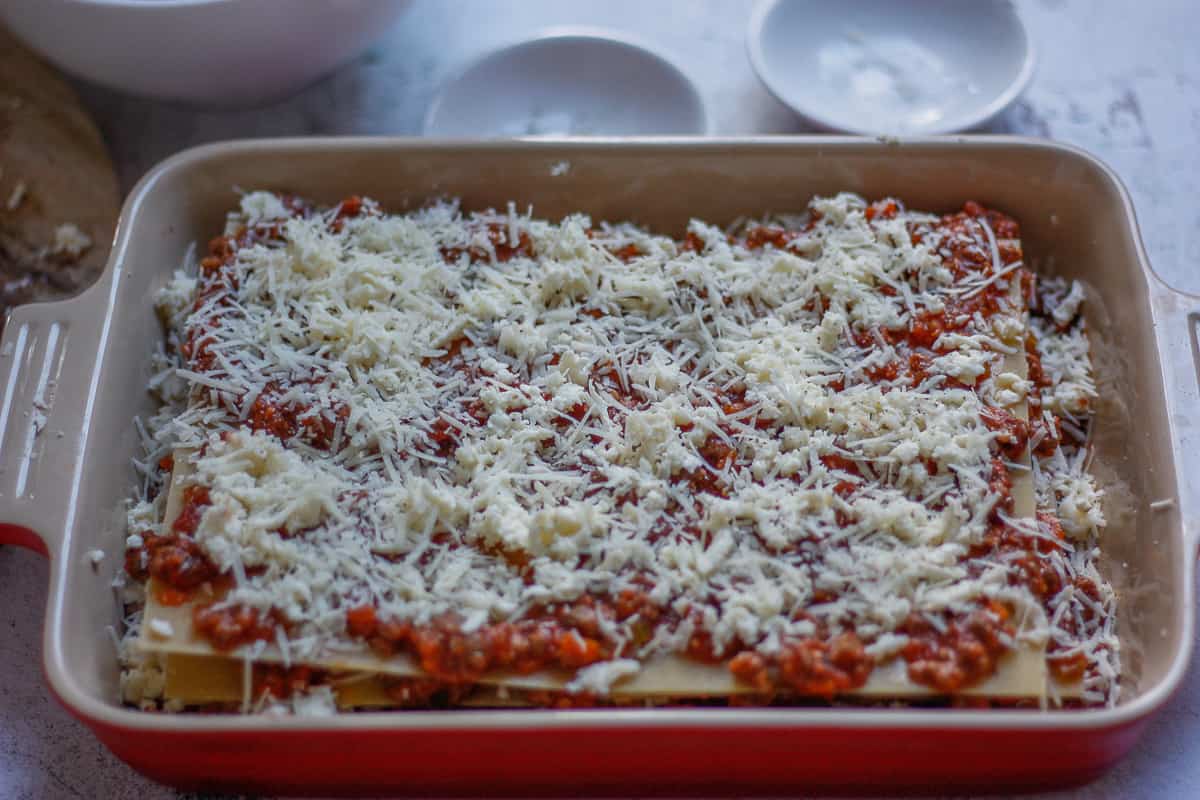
(745, 0, 1037, 135)
(423, 26, 712, 138)
(71, 0, 234, 6)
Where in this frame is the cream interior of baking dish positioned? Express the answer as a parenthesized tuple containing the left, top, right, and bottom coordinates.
(11, 141, 1188, 718)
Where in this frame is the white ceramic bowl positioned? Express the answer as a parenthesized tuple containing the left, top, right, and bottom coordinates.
(424, 29, 709, 137)
(748, 0, 1035, 135)
(0, 0, 411, 107)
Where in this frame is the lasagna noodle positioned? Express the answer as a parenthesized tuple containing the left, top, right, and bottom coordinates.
(161, 648, 1052, 708)
(141, 269, 1060, 704)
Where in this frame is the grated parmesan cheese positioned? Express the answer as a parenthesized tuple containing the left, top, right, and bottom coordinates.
(566, 658, 641, 695)
(1029, 274, 1117, 705)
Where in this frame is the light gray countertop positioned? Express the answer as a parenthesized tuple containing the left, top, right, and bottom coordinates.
(3, 1, 1200, 797)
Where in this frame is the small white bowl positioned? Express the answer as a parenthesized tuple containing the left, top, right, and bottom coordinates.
(0, 0, 411, 107)
(424, 29, 709, 137)
(748, 0, 1035, 135)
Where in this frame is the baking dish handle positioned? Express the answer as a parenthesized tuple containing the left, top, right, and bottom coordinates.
(0, 278, 112, 561)
(1150, 278, 1200, 557)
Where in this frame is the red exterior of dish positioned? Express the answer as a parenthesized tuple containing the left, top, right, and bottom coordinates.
(0, 523, 49, 557)
(81, 714, 1147, 795)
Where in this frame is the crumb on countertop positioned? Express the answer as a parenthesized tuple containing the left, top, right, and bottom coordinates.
(52, 223, 93, 259)
(5, 181, 27, 211)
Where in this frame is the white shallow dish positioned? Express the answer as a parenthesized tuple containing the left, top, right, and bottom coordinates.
(747, 0, 1035, 135)
(0, 0, 412, 107)
(424, 29, 709, 137)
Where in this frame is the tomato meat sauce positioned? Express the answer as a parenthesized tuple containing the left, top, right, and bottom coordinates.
(440, 221, 534, 264)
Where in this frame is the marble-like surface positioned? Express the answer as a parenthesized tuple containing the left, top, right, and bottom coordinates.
(3, 1, 1199, 797)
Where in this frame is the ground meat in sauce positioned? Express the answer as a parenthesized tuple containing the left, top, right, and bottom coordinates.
(246, 380, 349, 450)
(730, 633, 872, 697)
(901, 603, 1013, 693)
(342, 601, 616, 682)
(981, 406, 1030, 461)
(253, 664, 325, 702)
(125, 484, 220, 592)
(191, 602, 276, 651)
(440, 221, 533, 264)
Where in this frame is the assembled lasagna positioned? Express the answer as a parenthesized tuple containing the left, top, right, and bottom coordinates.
(118, 192, 1117, 713)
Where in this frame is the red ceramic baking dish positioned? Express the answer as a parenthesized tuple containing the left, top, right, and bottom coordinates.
(0, 138, 1196, 795)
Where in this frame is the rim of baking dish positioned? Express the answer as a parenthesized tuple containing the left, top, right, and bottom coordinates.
(41, 135, 1195, 734)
